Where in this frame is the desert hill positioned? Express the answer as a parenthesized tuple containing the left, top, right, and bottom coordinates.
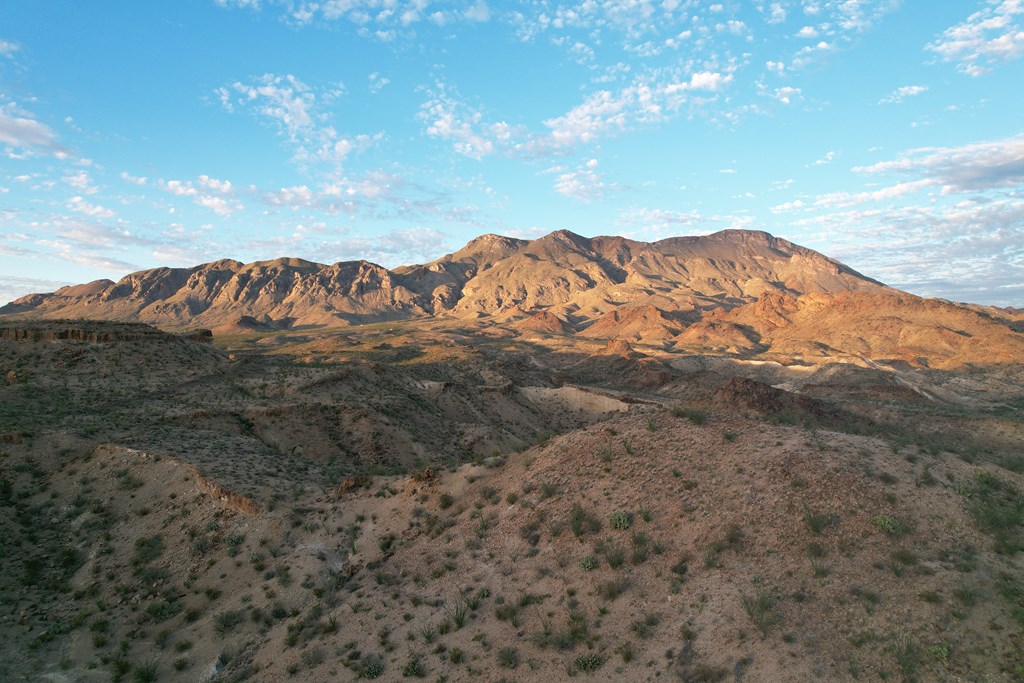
(1, 229, 886, 333)
(1, 230, 1023, 682)
(1, 308, 1024, 681)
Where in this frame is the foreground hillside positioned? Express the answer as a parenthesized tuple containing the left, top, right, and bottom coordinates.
(5, 410, 1024, 682)
(1, 320, 1023, 681)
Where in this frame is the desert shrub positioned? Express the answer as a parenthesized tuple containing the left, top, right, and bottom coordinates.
(670, 407, 707, 425)
(570, 503, 602, 538)
(214, 609, 245, 634)
(965, 470, 1024, 554)
(497, 647, 519, 669)
(890, 633, 921, 681)
(873, 515, 904, 536)
(741, 591, 778, 637)
(595, 539, 625, 569)
(133, 535, 164, 565)
(803, 504, 838, 534)
(579, 555, 598, 571)
(599, 577, 630, 601)
(631, 613, 660, 639)
(132, 661, 159, 683)
(359, 654, 385, 679)
(401, 655, 426, 678)
(575, 653, 604, 672)
(609, 511, 632, 530)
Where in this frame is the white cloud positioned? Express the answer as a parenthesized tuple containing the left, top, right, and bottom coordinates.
(879, 84, 928, 104)
(812, 150, 837, 165)
(218, 73, 375, 172)
(224, 0, 491, 34)
(464, 0, 490, 22)
(159, 176, 244, 215)
(767, 3, 787, 24)
(198, 175, 233, 193)
(768, 86, 802, 104)
(797, 25, 819, 38)
(0, 103, 65, 156)
(791, 39, 835, 68)
(551, 159, 609, 202)
(793, 196, 1024, 305)
(0, 39, 19, 56)
(420, 85, 501, 159)
(64, 170, 98, 194)
(160, 179, 197, 197)
(215, 0, 261, 8)
(928, 0, 1024, 76)
(0, 275, 74, 305)
(120, 171, 148, 186)
(771, 199, 805, 213)
(422, 65, 734, 161)
(196, 195, 243, 216)
(813, 179, 935, 207)
(368, 71, 391, 93)
(615, 205, 743, 237)
(67, 196, 115, 219)
(854, 135, 1024, 193)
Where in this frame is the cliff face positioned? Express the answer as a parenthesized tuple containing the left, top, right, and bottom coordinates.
(0, 229, 888, 332)
(0, 320, 211, 343)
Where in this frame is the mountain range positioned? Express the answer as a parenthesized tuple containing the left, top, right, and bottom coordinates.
(4, 229, 1022, 368)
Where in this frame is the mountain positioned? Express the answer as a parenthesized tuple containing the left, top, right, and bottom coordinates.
(1, 229, 885, 332)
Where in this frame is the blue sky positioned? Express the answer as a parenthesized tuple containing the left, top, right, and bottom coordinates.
(1, 1, 1022, 306)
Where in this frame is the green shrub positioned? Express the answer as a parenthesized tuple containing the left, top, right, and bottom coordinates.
(575, 653, 604, 672)
(401, 655, 426, 678)
(965, 470, 1024, 554)
(133, 535, 164, 565)
(803, 504, 838, 534)
(670, 407, 707, 425)
(359, 655, 385, 678)
(570, 503, 602, 538)
(873, 515, 904, 536)
(497, 647, 519, 669)
(132, 661, 159, 683)
(214, 609, 245, 634)
(609, 512, 632, 530)
(741, 591, 778, 637)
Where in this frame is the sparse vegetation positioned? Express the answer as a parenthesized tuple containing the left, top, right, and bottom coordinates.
(873, 514, 905, 536)
(671, 407, 707, 425)
(742, 590, 779, 638)
(1, 298, 1022, 683)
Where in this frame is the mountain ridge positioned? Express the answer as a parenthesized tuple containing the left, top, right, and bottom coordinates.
(1, 229, 889, 332)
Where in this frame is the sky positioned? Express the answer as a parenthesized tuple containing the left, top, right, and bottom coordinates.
(1, 1, 1023, 307)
